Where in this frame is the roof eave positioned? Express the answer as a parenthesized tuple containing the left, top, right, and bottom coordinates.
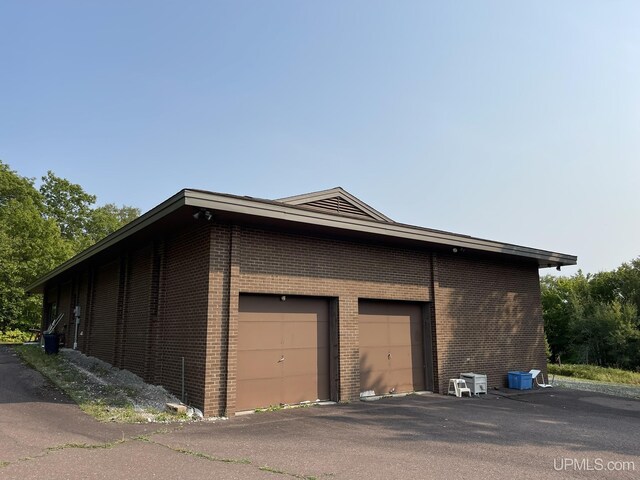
(27, 188, 577, 294)
(25, 190, 187, 293)
(184, 190, 577, 267)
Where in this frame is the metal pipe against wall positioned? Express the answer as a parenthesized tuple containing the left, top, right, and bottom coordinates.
(181, 357, 185, 403)
(73, 306, 81, 350)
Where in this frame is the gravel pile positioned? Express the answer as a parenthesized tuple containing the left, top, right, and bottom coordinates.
(552, 375, 640, 400)
(59, 348, 190, 420)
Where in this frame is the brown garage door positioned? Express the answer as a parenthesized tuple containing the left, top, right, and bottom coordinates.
(359, 300, 426, 395)
(236, 295, 330, 412)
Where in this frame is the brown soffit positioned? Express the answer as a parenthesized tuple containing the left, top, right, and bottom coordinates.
(26, 188, 577, 293)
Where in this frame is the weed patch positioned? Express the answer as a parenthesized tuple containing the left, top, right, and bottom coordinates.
(548, 363, 640, 385)
(259, 465, 318, 479)
(259, 465, 288, 474)
(255, 404, 284, 413)
(255, 403, 314, 413)
(152, 442, 251, 465)
(47, 438, 126, 451)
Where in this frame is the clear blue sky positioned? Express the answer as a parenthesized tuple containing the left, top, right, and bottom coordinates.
(2, 1, 639, 276)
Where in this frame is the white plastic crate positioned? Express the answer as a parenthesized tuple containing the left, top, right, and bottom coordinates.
(460, 372, 487, 395)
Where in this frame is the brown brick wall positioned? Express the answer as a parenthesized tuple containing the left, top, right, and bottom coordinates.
(76, 271, 89, 350)
(40, 216, 548, 419)
(87, 260, 120, 364)
(204, 223, 232, 417)
(56, 281, 72, 346)
(146, 241, 164, 383)
(208, 224, 433, 416)
(121, 245, 153, 378)
(159, 223, 211, 408)
(432, 253, 546, 393)
(43, 225, 212, 413)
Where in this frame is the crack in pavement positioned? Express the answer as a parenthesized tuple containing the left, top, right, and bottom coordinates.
(1, 429, 333, 480)
(0, 427, 172, 468)
(144, 439, 252, 465)
(146, 438, 329, 479)
(2, 435, 131, 468)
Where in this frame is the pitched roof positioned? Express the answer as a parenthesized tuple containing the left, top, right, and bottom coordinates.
(26, 188, 577, 293)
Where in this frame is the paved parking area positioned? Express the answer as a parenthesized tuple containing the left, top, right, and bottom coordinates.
(1, 345, 639, 479)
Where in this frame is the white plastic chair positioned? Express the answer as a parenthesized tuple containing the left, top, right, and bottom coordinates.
(448, 379, 472, 397)
(529, 369, 553, 388)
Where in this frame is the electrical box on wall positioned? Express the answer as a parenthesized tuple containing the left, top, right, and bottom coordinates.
(73, 305, 81, 350)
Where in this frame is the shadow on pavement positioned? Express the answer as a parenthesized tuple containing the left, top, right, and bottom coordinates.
(0, 345, 74, 406)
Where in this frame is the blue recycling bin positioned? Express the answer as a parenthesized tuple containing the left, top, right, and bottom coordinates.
(508, 371, 532, 390)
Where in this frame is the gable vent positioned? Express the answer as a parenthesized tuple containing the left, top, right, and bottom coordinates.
(303, 197, 371, 218)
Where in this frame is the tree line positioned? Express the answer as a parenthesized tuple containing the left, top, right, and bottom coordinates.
(0, 160, 139, 333)
(541, 259, 640, 371)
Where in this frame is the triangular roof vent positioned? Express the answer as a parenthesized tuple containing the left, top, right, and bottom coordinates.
(277, 187, 393, 222)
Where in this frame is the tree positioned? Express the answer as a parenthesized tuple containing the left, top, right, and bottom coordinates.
(0, 162, 72, 331)
(0, 161, 140, 332)
(569, 299, 637, 367)
(39, 171, 96, 245)
(85, 203, 140, 246)
(616, 259, 640, 314)
(38, 171, 140, 253)
(541, 261, 640, 370)
(540, 273, 587, 361)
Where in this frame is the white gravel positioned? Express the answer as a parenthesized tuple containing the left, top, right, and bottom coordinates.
(60, 348, 181, 412)
(552, 375, 640, 400)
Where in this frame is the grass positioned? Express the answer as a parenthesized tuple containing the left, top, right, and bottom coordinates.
(12, 344, 187, 423)
(548, 363, 640, 386)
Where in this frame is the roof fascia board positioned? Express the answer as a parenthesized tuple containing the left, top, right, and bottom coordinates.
(26, 191, 187, 292)
(278, 187, 393, 222)
(185, 190, 576, 265)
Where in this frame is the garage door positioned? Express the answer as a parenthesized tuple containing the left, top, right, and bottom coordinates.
(236, 295, 330, 412)
(359, 300, 426, 395)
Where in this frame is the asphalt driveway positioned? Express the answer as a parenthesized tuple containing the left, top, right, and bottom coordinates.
(1, 344, 639, 479)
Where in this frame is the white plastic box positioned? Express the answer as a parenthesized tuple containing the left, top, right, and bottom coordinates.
(459, 373, 487, 395)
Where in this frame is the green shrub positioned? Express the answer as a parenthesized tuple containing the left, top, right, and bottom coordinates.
(0, 329, 33, 344)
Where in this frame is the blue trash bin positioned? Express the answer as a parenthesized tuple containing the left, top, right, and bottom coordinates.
(44, 333, 59, 354)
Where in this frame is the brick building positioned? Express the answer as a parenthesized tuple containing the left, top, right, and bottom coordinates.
(27, 187, 576, 416)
